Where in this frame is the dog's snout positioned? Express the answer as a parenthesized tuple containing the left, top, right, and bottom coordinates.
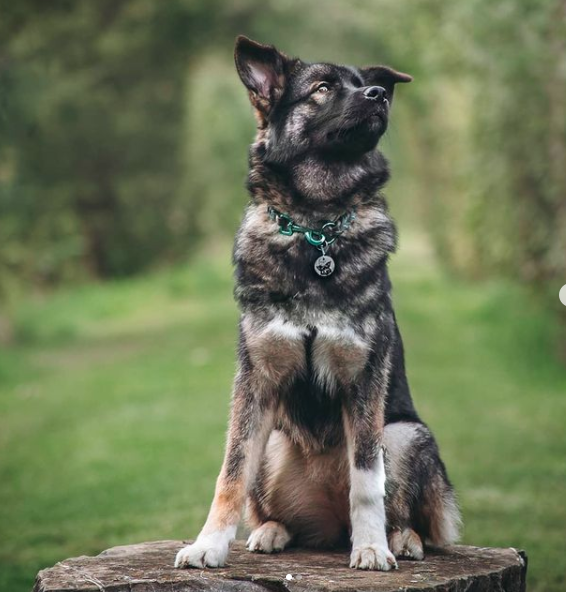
(363, 86, 386, 101)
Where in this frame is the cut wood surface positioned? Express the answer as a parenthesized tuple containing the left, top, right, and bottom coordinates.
(32, 540, 527, 592)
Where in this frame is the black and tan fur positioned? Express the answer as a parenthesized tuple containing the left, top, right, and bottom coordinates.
(175, 36, 461, 572)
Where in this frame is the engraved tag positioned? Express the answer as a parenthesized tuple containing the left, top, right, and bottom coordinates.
(314, 255, 335, 277)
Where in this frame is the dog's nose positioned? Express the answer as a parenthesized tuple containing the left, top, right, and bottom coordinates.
(363, 86, 387, 101)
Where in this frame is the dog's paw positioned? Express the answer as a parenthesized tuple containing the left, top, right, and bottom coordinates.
(247, 521, 292, 553)
(388, 528, 424, 561)
(175, 532, 232, 568)
(349, 544, 398, 571)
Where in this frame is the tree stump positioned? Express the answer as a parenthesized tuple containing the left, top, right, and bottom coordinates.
(32, 540, 527, 592)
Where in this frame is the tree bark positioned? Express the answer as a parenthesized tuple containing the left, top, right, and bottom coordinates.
(32, 540, 527, 592)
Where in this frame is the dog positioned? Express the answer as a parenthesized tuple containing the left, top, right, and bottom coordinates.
(175, 35, 461, 572)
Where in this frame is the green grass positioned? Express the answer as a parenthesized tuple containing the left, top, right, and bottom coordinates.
(1, 235, 565, 592)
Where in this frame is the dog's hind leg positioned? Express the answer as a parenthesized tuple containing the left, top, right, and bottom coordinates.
(245, 430, 349, 551)
(383, 421, 461, 558)
(387, 527, 424, 560)
(245, 463, 292, 554)
(246, 521, 292, 554)
(383, 422, 425, 559)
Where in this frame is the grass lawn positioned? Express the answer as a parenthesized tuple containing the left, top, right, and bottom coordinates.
(1, 233, 565, 592)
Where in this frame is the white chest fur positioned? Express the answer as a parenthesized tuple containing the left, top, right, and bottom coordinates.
(243, 314, 370, 390)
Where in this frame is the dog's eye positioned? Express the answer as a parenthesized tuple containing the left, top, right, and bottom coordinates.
(314, 83, 330, 94)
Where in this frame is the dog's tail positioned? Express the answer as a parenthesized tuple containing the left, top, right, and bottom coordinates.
(423, 472, 462, 546)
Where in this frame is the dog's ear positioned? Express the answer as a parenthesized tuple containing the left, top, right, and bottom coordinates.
(360, 66, 412, 103)
(235, 36, 290, 120)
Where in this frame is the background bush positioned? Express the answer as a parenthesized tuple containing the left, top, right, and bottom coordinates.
(1, 1, 564, 312)
(2, 0, 564, 352)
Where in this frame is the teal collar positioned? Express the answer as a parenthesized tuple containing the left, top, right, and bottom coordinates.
(267, 206, 356, 248)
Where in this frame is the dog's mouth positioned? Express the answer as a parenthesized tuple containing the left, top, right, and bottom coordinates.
(369, 110, 387, 124)
(365, 102, 389, 123)
(325, 110, 387, 143)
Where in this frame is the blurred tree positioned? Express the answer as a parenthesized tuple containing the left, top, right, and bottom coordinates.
(1, 0, 564, 353)
(399, 0, 566, 352)
(0, 0, 255, 297)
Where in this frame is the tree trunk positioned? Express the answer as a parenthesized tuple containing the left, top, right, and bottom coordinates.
(32, 539, 527, 592)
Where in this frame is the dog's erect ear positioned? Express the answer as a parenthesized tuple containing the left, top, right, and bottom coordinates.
(235, 36, 290, 118)
(360, 66, 412, 103)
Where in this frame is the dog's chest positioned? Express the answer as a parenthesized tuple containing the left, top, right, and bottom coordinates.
(245, 314, 371, 452)
(244, 314, 371, 393)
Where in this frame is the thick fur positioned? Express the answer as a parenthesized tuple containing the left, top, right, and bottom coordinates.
(175, 36, 461, 572)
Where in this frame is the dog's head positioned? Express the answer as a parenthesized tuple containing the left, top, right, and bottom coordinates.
(234, 36, 411, 165)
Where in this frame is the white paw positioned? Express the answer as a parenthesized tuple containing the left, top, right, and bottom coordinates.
(388, 528, 424, 561)
(350, 544, 398, 571)
(247, 521, 292, 553)
(175, 531, 232, 568)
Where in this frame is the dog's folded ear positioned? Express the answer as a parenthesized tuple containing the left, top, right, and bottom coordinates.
(360, 66, 412, 103)
(235, 36, 291, 120)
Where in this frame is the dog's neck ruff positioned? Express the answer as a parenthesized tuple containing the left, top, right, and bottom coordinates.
(267, 205, 356, 277)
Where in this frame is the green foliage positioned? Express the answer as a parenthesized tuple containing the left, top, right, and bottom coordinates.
(2, 1, 563, 348)
(0, 0, 564, 349)
(1, 3, 179, 287)
(0, 0, 251, 299)
(398, 0, 566, 343)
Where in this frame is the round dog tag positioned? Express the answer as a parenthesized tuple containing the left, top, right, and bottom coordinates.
(314, 255, 335, 277)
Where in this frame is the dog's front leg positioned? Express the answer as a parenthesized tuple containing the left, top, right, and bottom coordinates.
(343, 378, 397, 571)
(175, 368, 274, 569)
